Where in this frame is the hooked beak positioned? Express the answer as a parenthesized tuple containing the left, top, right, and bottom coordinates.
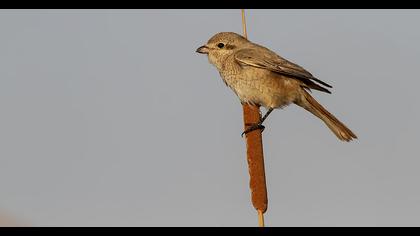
(196, 45, 209, 54)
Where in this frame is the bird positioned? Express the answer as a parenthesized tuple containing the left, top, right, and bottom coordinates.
(196, 32, 357, 142)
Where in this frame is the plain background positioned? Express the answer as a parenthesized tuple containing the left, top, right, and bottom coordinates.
(0, 9, 419, 226)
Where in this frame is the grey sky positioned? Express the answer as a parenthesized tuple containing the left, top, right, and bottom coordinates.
(0, 9, 419, 226)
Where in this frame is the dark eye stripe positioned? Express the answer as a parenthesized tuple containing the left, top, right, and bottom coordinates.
(225, 44, 236, 50)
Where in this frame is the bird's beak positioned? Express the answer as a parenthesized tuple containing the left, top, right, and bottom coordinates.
(196, 45, 209, 54)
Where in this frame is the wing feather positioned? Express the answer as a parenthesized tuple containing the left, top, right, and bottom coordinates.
(234, 48, 333, 93)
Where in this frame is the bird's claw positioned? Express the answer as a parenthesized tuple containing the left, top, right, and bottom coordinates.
(241, 123, 265, 137)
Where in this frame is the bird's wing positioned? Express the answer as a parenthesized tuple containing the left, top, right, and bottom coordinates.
(234, 48, 333, 91)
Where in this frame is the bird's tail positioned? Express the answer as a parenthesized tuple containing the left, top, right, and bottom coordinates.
(298, 89, 357, 142)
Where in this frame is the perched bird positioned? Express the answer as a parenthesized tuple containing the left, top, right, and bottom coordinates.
(196, 32, 357, 142)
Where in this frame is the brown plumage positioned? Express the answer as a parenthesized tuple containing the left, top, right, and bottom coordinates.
(196, 32, 357, 142)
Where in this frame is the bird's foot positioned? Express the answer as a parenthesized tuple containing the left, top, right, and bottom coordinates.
(241, 123, 265, 137)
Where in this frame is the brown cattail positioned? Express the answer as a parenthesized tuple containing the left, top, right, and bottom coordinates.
(242, 104, 268, 214)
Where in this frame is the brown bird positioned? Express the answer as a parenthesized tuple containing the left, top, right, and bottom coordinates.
(196, 32, 357, 142)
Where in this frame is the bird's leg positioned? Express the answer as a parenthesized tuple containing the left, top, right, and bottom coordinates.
(242, 108, 274, 137)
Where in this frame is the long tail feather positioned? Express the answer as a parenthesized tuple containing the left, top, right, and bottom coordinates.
(298, 89, 357, 142)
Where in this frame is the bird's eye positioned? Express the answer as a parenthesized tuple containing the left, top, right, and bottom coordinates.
(217, 43, 225, 48)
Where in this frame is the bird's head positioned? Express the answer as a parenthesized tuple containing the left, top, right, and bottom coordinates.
(196, 32, 249, 70)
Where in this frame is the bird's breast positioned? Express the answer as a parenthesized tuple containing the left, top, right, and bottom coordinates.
(221, 69, 300, 109)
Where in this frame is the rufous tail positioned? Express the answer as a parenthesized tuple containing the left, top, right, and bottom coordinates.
(298, 89, 357, 142)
